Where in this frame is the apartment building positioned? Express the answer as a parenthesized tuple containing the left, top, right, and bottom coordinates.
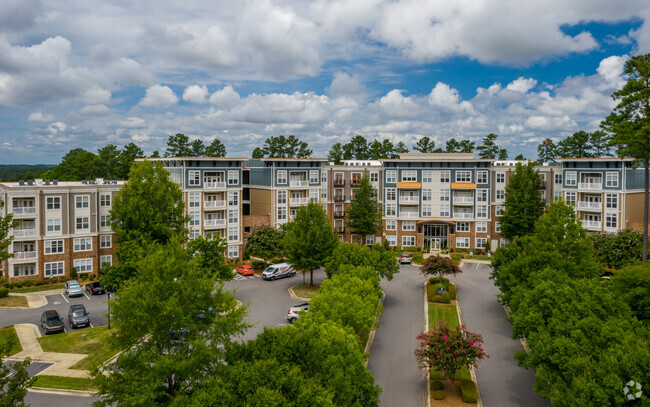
(1, 179, 122, 281)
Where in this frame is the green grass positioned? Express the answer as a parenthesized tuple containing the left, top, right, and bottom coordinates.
(38, 327, 119, 371)
(466, 255, 491, 261)
(32, 375, 97, 392)
(428, 303, 459, 329)
(292, 283, 320, 299)
(429, 368, 472, 381)
(9, 283, 65, 293)
(0, 296, 28, 307)
(0, 325, 22, 355)
(461, 379, 479, 403)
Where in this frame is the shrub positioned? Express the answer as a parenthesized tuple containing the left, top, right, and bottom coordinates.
(251, 260, 265, 270)
(460, 380, 478, 403)
(448, 282, 457, 300)
(432, 390, 445, 400)
(592, 229, 643, 269)
(383, 239, 390, 251)
(411, 252, 424, 264)
(431, 381, 444, 391)
(23, 280, 33, 287)
(0, 287, 9, 298)
(33, 279, 44, 286)
(14, 281, 24, 288)
(271, 258, 284, 264)
(421, 256, 462, 279)
(70, 267, 78, 280)
(0, 278, 5, 286)
(430, 295, 451, 304)
(428, 277, 450, 289)
(451, 254, 463, 264)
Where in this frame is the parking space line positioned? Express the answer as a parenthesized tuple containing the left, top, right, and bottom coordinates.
(89, 322, 94, 328)
(60, 293, 69, 303)
(83, 292, 91, 301)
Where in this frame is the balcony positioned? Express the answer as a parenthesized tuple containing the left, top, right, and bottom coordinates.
(399, 195, 419, 203)
(334, 179, 345, 187)
(204, 200, 226, 210)
(540, 180, 547, 189)
(334, 195, 346, 202)
(204, 181, 226, 189)
(399, 212, 419, 218)
(290, 180, 309, 188)
(289, 197, 309, 205)
(12, 251, 36, 260)
(334, 211, 345, 218)
(13, 229, 36, 237)
(13, 207, 36, 216)
(453, 213, 474, 219)
(578, 182, 602, 191)
(582, 220, 601, 229)
(453, 196, 474, 204)
(204, 219, 226, 228)
(577, 201, 602, 211)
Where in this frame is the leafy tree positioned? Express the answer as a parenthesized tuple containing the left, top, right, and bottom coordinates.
(42, 148, 104, 180)
(395, 141, 409, 154)
(591, 228, 643, 269)
(476, 133, 502, 159)
(190, 139, 206, 156)
(327, 142, 345, 164)
(205, 138, 227, 157)
(445, 139, 461, 153)
(514, 153, 525, 160)
(0, 199, 18, 264)
(0, 341, 33, 407)
(458, 140, 475, 153)
(415, 321, 487, 380)
(254, 135, 312, 158)
(413, 136, 437, 153)
(419, 255, 462, 279)
(343, 135, 370, 160)
(557, 130, 593, 158)
(283, 202, 338, 286)
(601, 53, 650, 262)
(498, 148, 508, 160)
(368, 139, 397, 160)
(98, 144, 121, 179)
(324, 243, 399, 281)
(589, 130, 612, 157)
(611, 262, 650, 321)
(499, 162, 543, 239)
(245, 225, 284, 267)
(251, 147, 264, 159)
(537, 138, 557, 163)
(188, 236, 232, 280)
(93, 240, 249, 405)
(165, 133, 192, 157)
(346, 175, 381, 241)
(119, 143, 144, 179)
(151, 150, 161, 158)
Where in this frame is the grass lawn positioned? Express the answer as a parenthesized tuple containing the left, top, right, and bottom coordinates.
(466, 255, 491, 261)
(292, 283, 320, 299)
(0, 296, 28, 307)
(428, 303, 459, 329)
(38, 327, 120, 371)
(0, 325, 22, 355)
(32, 375, 97, 392)
(9, 283, 65, 293)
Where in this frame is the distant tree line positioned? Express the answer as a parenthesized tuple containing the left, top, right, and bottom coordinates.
(0, 165, 54, 182)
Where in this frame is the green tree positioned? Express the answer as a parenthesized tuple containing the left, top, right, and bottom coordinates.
(205, 138, 227, 157)
(118, 143, 144, 179)
(611, 262, 650, 321)
(413, 136, 436, 153)
(327, 142, 345, 164)
(43, 148, 103, 180)
(589, 130, 612, 157)
(0, 199, 18, 264)
(343, 135, 370, 160)
(324, 243, 399, 281)
(419, 255, 462, 279)
(188, 236, 232, 280)
(476, 133, 502, 159)
(498, 148, 508, 160)
(251, 147, 264, 159)
(98, 144, 121, 179)
(591, 228, 643, 269)
(395, 141, 409, 154)
(368, 139, 397, 160)
(245, 225, 284, 267)
(537, 138, 557, 163)
(601, 53, 650, 262)
(93, 240, 249, 405)
(165, 133, 192, 157)
(254, 135, 312, 158)
(458, 140, 475, 153)
(190, 139, 206, 156)
(499, 162, 543, 239)
(151, 150, 161, 158)
(346, 176, 381, 241)
(283, 202, 338, 286)
(557, 131, 593, 158)
(445, 138, 460, 153)
(0, 342, 33, 407)
(514, 153, 525, 160)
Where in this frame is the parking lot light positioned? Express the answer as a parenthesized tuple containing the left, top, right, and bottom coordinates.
(107, 291, 111, 330)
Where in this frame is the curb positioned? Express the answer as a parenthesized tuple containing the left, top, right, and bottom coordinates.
(288, 285, 312, 302)
(363, 291, 386, 367)
(29, 387, 96, 397)
(424, 282, 431, 407)
(502, 305, 531, 355)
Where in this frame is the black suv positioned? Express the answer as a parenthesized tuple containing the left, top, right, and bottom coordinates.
(68, 304, 90, 328)
(41, 310, 64, 334)
(85, 281, 105, 295)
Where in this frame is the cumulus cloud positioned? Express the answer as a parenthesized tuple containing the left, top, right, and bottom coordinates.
(79, 104, 111, 116)
(28, 112, 54, 122)
(139, 85, 178, 108)
(183, 85, 209, 104)
(209, 85, 241, 107)
(327, 72, 366, 102)
(506, 77, 538, 93)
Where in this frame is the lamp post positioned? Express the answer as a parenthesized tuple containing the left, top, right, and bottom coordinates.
(107, 291, 111, 330)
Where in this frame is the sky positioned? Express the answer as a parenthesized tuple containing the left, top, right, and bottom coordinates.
(1, 0, 649, 164)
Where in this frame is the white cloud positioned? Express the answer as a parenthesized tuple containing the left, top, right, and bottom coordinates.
(28, 112, 54, 122)
(79, 104, 110, 116)
(327, 72, 366, 102)
(139, 85, 178, 108)
(506, 77, 538, 93)
(183, 85, 209, 104)
(597, 55, 627, 87)
(209, 85, 241, 107)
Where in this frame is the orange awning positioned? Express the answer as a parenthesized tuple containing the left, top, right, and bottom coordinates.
(451, 182, 476, 189)
(397, 182, 421, 188)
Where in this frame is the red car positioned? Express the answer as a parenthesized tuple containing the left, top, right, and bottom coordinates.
(237, 265, 254, 276)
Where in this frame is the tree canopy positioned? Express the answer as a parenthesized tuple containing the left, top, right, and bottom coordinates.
(476, 133, 507, 159)
(244, 225, 285, 267)
(419, 255, 462, 279)
(346, 175, 381, 241)
(498, 162, 543, 239)
(324, 243, 399, 281)
(165, 133, 227, 157)
(537, 138, 557, 163)
(445, 138, 474, 153)
(251, 135, 312, 158)
(0, 341, 32, 407)
(413, 136, 437, 153)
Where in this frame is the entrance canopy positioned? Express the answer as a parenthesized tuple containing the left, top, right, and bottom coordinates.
(417, 219, 456, 226)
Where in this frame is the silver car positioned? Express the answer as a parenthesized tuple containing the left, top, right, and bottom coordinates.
(399, 254, 412, 264)
(65, 280, 84, 297)
(287, 303, 309, 324)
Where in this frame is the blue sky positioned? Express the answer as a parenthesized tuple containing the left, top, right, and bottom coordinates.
(1, 0, 649, 164)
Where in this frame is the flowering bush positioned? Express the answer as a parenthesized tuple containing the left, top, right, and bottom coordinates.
(415, 321, 488, 380)
(591, 229, 643, 269)
(420, 255, 462, 278)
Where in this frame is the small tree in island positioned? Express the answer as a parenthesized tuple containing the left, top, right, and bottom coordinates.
(420, 255, 462, 279)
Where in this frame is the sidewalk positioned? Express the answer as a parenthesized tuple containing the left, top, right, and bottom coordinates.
(8, 289, 62, 309)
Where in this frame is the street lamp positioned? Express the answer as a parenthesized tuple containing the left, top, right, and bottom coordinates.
(107, 291, 111, 330)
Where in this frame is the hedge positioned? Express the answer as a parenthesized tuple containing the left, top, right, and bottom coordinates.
(432, 390, 445, 400)
(0, 288, 8, 298)
(460, 380, 478, 403)
(431, 381, 444, 391)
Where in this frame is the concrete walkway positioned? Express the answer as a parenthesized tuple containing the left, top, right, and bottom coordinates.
(8, 289, 62, 308)
(8, 324, 90, 378)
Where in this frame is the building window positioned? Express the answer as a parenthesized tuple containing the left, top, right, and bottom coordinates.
(401, 170, 417, 182)
(100, 255, 112, 269)
(402, 236, 416, 247)
(476, 222, 487, 233)
(47, 219, 61, 232)
(387, 235, 397, 246)
(606, 193, 618, 209)
(455, 171, 471, 182)
(440, 171, 451, 183)
(228, 191, 239, 206)
(310, 189, 319, 203)
(321, 188, 327, 200)
(75, 195, 89, 209)
(351, 173, 362, 185)
(495, 222, 501, 233)
(477, 171, 488, 184)
(74, 237, 92, 252)
(386, 220, 396, 230)
(422, 204, 432, 217)
(477, 205, 488, 218)
(605, 212, 618, 229)
(440, 204, 450, 217)
(386, 188, 396, 201)
(321, 172, 327, 183)
(565, 191, 577, 205)
(277, 170, 287, 184)
(565, 171, 577, 186)
(45, 261, 64, 277)
(76, 217, 89, 231)
(554, 190, 562, 201)
(457, 222, 470, 232)
(402, 221, 416, 231)
(495, 205, 505, 216)
(228, 246, 239, 258)
(100, 235, 112, 248)
(496, 173, 505, 183)
(386, 170, 397, 183)
(188, 228, 200, 241)
(46, 196, 61, 210)
(189, 212, 200, 227)
(476, 189, 488, 203)
(422, 171, 433, 183)
(309, 170, 319, 184)
(440, 189, 450, 202)
(422, 189, 432, 201)
(496, 190, 505, 200)
(228, 226, 239, 241)
(351, 235, 362, 245)
(278, 191, 287, 204)
(456, 238, 470, 248)
(278, 207, 287, 221)
(366, 235, 375, 245)
(228, 170, 239, 185)
(100, 194, 111, 207)
(100, 215, 111, 228)
(606, 172, 619, 188)
(228, 209, 239, 224)
(555, 174, 562, 184)
(386, 204, 396, 216)
(188, 170, 201, 186)
(74, 258, 93, 273)
(370, 172, 379, 182)
(189, 192, 200, 208)
(476, 238, 487, 249)
(44, 240, 64, 254)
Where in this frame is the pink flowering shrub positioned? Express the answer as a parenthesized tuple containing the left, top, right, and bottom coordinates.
(414, 321, 488, 380)
(420, 256, 462, 279)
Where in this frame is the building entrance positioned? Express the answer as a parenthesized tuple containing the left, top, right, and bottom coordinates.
(423, 224, 449, 251)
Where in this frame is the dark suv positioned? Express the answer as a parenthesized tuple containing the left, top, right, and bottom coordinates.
(41, 310, 64, 334)
(68, 304, 90, 328)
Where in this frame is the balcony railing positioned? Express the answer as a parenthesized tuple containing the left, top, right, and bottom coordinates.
(12, 251, 36, 260)
(334, 179, 345, 187)
(578, 182, 602, 190)
(577, 201, 602, 211)
(13, 229, 36, 237)
(334, 195, 345, 202)
(204, 181, 226, 189)
(540, 180, 547, 189)
(204, 200, 226, 210)
(453, 196, 474, 204)
(13, 207, 36, 215)
(399, 212, 419, 218)
(204, 219, 226, 228)
(453, 213, 474, 219)
(290, 180, 309, 187)
(582, 220, 601, 229)
(290, 197, 309, 205)
(399, 195, 419, 203)
(334, 211, 345, 218)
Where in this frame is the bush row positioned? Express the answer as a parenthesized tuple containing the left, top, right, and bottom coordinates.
(0, 274, 98, 289)
(426, 277, 457, 303)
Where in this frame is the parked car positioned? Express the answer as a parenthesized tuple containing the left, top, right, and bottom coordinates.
(68, 304, 90, 328)
(236, 265, 254, 276)
(287, 303, 309, 324)
(65, 280, 83, 297)
(41, 310, 64, 334)
(399, 254, 412, 264)
(262, 263, 296, 281)
(85, 281, 105, 295)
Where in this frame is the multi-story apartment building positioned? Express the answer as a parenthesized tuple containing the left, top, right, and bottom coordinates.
(1, 179, 122, 281)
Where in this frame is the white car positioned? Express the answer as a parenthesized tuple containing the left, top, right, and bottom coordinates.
(286, 303, 309, 324)
(65, 280, 84, 297)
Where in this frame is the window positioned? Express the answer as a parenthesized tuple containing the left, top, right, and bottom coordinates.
(386, 188, 396, 201)
(189, 192, 200, 208)
(456, 238, 470, 248)
(495, 205, 505, 216)
(76, 217, 89, 231)
(386, 235, 397, 246)
(606, 193, 618, 209)
(368, 172, 378, 182)
(100, 255, 112, 269)
(477, 171, 488, 184)
(440, 171, 451, 183)
(554, 190, 562, 201)
(565, 171, 577, 186)
(188, 228, 200, 241)
(46, 196, 61, 210)
(45, 261, 64, 277)
(422, 204, 432, 217)
(100, 235, 112, 248)
(565, 191, 577, 205)
(74, 237, 92, 252)
(228, 209, 239, 224)
(310, 189, 319, 202)
(321, 172, 327, 183)
(496, 190, 505, 200)
(455, 171, 471, 182)
(422, 171, 432, 183)
(75, 195, 89, 209)
(606, 172, 619, 187)
(476, 189, 488, 203)
(351, 173, 362, 185)
(278, 191, 287, 204)
(100, 215, 111, 228)
(278, 207, 287, 221)
(402, 236, 416, 247)
(555, 174, 562, 184)
(475, 238, 487, 249)
(422, 189, 432, 201)
(44, 240, 64, 254)
(47, 219, 61, 232)
(189, 170, 201, 186)
(228, 170, 239, 185)
(402, 221, 416, 231)
(496, 173, 505, 183)
(440, 189, 450, 202)
(74, 258, 93, 273)
(386, 170, 397, 183)
(100, 194, 111, 207)
(476, 222, 487, 233)
(366, 236, 375, 245)
(12, 264, 35, 277)
(495, 222, 501, 233)
(277, 170, 287, 184)
(401, 170, 417, 182)
(386, 220, 396, 230)
(440, 204, 450, 217)
(477, 205, 488, 218)
(189, 212, 200, 226)
(605, 212, 618, 228)
(352, 235, 363, 245)
(457, 222, 470, 232)
(228, 191, 239, 206)
(500, 238, 509, 247)
(228, 246, 239, 258)
(228, 226, 239, 241)
(321, 188, 327, 200)
(386, 203, 396, 216)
